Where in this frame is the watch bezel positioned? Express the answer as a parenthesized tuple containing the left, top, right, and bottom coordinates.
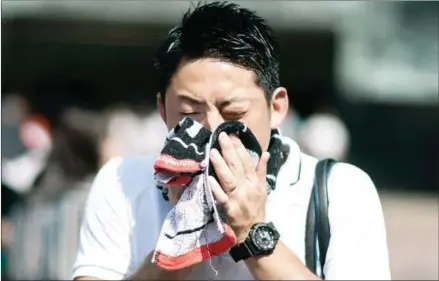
(249, 222, 280, 254)
(229, 222, 280, 263)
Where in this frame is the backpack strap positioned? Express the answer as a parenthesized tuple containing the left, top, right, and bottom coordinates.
(305, 158, 337, 279)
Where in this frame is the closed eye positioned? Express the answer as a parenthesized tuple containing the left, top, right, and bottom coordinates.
(222, 112, 247, 120)
(180, 112, 200, 116)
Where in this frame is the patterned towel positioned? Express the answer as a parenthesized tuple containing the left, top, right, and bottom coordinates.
(152, 117, 285, 270)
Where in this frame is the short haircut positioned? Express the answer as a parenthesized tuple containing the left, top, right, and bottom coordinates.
(153, 1, 281, 102)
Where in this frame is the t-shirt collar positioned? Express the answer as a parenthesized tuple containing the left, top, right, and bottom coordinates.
(277, 136, 302, 187)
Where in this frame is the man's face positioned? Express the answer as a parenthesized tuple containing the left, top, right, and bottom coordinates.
(157, 58, 288, 151)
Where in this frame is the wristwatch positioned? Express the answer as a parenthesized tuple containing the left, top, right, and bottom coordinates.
(229, 222, 280, 262)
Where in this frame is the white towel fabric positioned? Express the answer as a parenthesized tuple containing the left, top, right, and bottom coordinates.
(152, 117, 284, 270)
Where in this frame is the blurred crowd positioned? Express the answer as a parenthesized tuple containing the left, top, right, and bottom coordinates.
(1, 93, 171, 279)
(1, 92, 350, 280)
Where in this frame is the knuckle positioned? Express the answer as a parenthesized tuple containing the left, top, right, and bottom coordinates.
(224, 178, 236, 189)
(227, 209, 239, 219)
(221, 138, 234, 149)
(245, 175, 258, 185)
(227, 160, 240, 171)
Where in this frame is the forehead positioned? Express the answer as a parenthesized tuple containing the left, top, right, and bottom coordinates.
(166, 58, 264, 101)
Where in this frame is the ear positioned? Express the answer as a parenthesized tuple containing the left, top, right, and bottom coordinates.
(269, 87, 289, 129)
(157, 93, 166, 123)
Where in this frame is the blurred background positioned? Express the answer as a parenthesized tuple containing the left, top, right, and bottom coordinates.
(1, 1, 438, 280)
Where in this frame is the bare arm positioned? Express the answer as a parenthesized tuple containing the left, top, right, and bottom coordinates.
(128, 252, 194, 280)
(245, 164, 392, 280)
(245, 241, 320, 280)
(74, 251, 194, 281)
(244, 164, 392, 280)
(74, 243, 310, 281)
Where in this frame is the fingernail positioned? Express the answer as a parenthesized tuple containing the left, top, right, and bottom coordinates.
(230, 135, 240, 144)
(210, 148, 218, 158)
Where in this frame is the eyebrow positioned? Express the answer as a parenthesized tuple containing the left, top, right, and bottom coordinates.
(177, 93, 248, 108)
(177, 94, 206, 106)
(216, 97, 248, 109)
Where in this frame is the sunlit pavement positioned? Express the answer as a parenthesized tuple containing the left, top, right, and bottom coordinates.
(380, 190, 438, 280)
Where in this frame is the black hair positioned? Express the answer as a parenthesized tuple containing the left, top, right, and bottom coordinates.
(153, 1, 280, 102)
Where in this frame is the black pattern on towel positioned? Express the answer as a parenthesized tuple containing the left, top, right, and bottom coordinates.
(152, 117, 285, 270)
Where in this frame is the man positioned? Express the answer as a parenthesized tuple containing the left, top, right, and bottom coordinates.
(73, 2, 391, 280)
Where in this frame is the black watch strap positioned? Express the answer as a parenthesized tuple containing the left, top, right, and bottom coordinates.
(229, 222, 280, 263)
(229, 240, 256, 262)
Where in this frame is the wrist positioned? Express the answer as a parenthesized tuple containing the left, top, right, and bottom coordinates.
(236, 229, 251, 244)
(230, 221, 280, 263)
(235, 218, 266, 244)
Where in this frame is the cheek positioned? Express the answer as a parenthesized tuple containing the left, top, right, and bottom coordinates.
(164, 107, 184, 131)
(164, 98, 181, 129)
(243, 107, 271, 150)
(165, 117, 180, 131)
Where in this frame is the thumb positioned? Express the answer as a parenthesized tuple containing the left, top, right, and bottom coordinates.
(256, 151, 270, 183)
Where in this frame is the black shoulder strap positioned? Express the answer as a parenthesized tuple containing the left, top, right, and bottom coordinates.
(305, 158, 337, 279)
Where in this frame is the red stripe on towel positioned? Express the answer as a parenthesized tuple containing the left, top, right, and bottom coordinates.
(154, 154, 201, 173)
(154, 224, 237, 270)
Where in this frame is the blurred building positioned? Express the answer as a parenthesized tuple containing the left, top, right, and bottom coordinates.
(3, 3, 437, 193)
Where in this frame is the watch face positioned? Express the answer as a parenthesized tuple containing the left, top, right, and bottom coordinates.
(252, 225, 277, 251)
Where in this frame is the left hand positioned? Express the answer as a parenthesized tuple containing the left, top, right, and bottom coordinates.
(209, 132, 270, 243)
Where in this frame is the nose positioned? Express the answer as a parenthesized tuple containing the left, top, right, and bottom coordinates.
(202, 110, 224, 131)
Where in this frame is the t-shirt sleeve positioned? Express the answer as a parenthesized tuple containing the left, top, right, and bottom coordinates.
(323, 163, 392, 280)
(72, 158, 133, 280)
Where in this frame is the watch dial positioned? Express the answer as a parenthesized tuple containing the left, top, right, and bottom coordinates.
(253, 225, 276, 251)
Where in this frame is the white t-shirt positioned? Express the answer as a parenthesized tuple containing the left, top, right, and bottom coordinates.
(72, 137, 391, 280)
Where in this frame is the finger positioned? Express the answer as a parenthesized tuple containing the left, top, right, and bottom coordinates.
(256, 152, 270, 184)
(218, 132, 245, 177)
(210, 148, 237, 193)
(229, 135, 257, 175)
(208, 176, 230, 207)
